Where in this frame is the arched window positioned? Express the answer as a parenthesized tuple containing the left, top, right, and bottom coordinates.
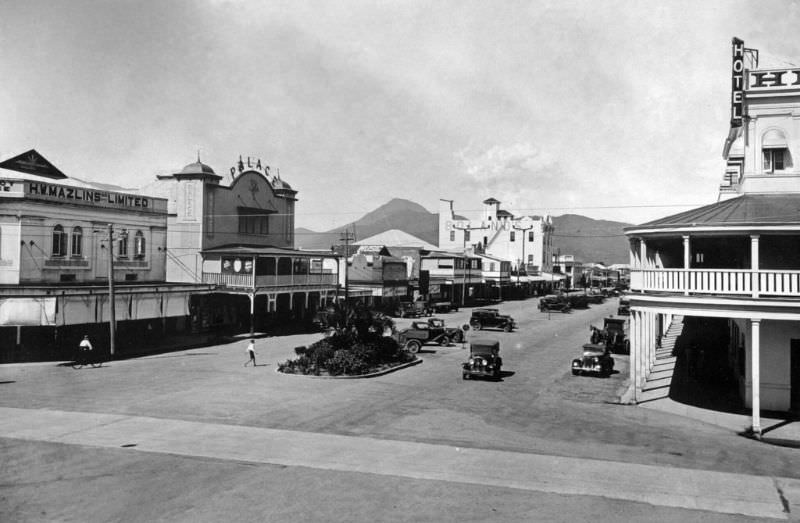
(52, 225, 66, 257)
(762, 128, 792, 173)
(118, 230, 129, 257)
(71, 226, 83, 257)
(134, 230, 145, 258)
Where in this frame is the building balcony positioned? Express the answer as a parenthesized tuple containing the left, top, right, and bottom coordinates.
(631, 268, 800, 297)
(202, 272, 338, 289)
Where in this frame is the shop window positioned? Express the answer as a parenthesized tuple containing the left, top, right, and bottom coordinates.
(134, 230, 146, 259)
(70, 226, 83, 257)
(449, 230, 455, 242)
(510, 231, 516, 242)
(52, 225, 67, 257)
(528, 231, 534, 242)
(763, 149, 788, 173)
(464, 230, 470, 242)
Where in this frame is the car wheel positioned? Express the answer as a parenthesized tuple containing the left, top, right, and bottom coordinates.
(472, 322, 482, 331)
(439, 336, 450, 347)
(462, 373, 469, 380)
(405, 340, 421, 354)
(571, 369, 580, 376)
(503, 324, 512, 332)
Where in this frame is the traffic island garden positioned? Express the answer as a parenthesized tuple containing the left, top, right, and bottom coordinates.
(277, 331, 416, 377)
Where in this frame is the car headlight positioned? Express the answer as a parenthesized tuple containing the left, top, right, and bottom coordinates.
(469, 358, 475, 365)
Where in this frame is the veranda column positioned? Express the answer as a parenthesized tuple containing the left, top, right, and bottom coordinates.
(630, 310, 639, 402)
(750, 318, 762, 436)
(639, 240, 648, 293)
(248, 293, 255, 337)
(636, 311, 647, 388)
(683, 235, 690, 296)
(647, 311, 654, 374)
(751, 235, 760, 298)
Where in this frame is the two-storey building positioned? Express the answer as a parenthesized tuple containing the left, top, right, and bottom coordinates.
(0, 150, 210, 362)
(142, 156, 340, 333)
(438, 198, 555, 295)
(626, 39, 800, 436)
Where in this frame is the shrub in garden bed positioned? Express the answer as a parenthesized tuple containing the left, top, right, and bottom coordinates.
(278, 331, 414, 376)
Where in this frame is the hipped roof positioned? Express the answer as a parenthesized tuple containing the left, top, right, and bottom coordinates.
(627, 194, 800, 233)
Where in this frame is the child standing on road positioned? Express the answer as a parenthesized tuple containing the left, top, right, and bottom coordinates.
(244, 339, 257, 367)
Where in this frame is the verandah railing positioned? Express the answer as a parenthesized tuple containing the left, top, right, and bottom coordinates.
(631, 269, 800, 297)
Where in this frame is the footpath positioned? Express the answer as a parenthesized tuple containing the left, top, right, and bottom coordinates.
(1, 406, 797, 520)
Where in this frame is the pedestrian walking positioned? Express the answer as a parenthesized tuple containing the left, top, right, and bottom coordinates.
(244, 339, 257, 367)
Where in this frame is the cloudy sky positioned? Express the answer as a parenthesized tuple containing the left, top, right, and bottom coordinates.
(2, 0, 800, 231)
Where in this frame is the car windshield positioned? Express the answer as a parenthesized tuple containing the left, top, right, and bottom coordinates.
(429, 319, 444, 327)
(471, 339, 499, 355)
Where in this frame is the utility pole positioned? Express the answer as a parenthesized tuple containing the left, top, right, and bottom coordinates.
(453, 222, 488, 307)
(107, 224, 117, 359)
(513, 219, 535, 289)
(340, 227, 355, 315)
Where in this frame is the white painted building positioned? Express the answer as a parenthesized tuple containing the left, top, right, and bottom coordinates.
(626, 38, 800, 435)
(438, 198, 554, 276)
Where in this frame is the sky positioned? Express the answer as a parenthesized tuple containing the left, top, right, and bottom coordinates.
(3, 0, 800, 231)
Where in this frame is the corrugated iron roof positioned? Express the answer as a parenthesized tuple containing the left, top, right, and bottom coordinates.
(628, 194, 800, 231)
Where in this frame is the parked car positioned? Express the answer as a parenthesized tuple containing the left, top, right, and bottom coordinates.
(428, 300, 458, 314)
(538, 295, 572, 313)
(469, 308, 516, 332)
(585, 289, 606, 304)
(565, 293, 590, 309)
(397, 318, 464, 353)
(617, 296, 631, 316)
(394, 300, 430, 318)
(462, 338, 503, 380)
(590, 316, 630, 354)
(571, 343, 615, 377)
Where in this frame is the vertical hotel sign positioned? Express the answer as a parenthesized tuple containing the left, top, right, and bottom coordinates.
(731, 37, 745, 127)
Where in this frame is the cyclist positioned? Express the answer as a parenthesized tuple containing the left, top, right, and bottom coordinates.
(78, 335, 93, 365)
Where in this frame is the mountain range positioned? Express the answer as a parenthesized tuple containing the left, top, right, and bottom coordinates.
(295, 198, 632, 265)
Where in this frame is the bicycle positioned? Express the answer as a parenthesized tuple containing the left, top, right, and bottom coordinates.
(71, 349, 102, 369)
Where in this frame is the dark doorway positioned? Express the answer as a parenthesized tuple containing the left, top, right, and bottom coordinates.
(791, 339, 800, 412)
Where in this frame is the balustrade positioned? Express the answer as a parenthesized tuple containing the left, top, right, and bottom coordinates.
(202, 272, 337, 288)
(632, 268, 800, 297)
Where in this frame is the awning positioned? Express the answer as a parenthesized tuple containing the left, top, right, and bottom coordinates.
(762, 129, 788, 149)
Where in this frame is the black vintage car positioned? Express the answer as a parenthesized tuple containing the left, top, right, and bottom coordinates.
(462, 338, 502, 380)
(538, 295, 572, 313)
(589, 316, 630, 354)
(617, 296, 631, 316)
(397, 318, 464, 353)
(469, 308, 516, 332)
(571, 343, 614, 377)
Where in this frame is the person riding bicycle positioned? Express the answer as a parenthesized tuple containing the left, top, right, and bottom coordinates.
(78, 335, 93, 364)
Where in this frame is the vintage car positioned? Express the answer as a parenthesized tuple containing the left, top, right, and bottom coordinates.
(585, 289, 606, 304)
(565, 293, 590, 309)
(469, 308, 516, 332)
(571, 343, 615, 376)
(428, 300, 458, 313)
(394, 300, 430, 318)
(462, 338, 503, 380)
(617, 296, 631, 316)
(397, 318, 464, 353)
(590, 316, 630, 354)
(538, 295, 572, 313)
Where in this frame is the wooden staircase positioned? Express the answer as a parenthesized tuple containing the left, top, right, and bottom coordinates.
(639, 315, 684, 403)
